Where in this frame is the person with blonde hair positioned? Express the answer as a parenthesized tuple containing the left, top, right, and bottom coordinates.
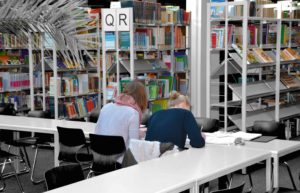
(95, 80, 147, 148)
(145, 91, 205, 149)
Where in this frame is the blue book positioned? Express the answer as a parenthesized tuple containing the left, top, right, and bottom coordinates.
(120, 32, 130, 49)
(105, 32, 116, 49)
(210, 0, 225, 18)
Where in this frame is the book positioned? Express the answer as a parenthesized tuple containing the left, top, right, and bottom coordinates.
(120, 32, 130, 49)
(105, 32, 116, 49)
(252, 48, 274, 63)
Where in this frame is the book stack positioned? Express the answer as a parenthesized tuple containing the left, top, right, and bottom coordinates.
(157, 27, 172, 49)
(144, 78, 170, 100)
(174, 27, 186, 49)
(256, 0, 275, 18)
(0, 50, 28, 66)
(161, 6, 191, 25)
(88, 73, 99, 92)
(134, 28, 157, 49)
(121, 1, 161, 24)
(60, 96, 98, 119)
(49, 74, 89, 97)
(120, 32, 130, 49)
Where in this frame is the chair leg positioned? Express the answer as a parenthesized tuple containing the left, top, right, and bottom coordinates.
(30, 146, 44, 184)
(245, 173, 253, 193)
(0, 159, 7, 191)
(283, 161, 297, 190)
(87, 170, 94, 179)
(9, 159, 25, 193)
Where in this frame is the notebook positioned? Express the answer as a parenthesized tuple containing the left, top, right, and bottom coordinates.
(251, 136, 277, 143)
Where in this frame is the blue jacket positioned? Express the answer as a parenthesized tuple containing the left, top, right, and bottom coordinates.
(145, 108, 205, 149)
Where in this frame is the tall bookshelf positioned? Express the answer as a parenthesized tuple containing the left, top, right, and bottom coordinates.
(207, 0, 300, 135)
(31, 12, 102, 120)
(101, 2, 191, 114)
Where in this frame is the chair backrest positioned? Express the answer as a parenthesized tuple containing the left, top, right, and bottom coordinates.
(27, 110, 50, 118)
(0, 103, 16, 116)
(89, 107, 100, 123)
(57, 126, 87, 162)
(252, 120, 285, 139)
(45, 163, 84, 191)
(89, 134, 126, 173)
(210, 182, 245, 193)
(28, 110, 53, 142)
(196, 117, 219, 133)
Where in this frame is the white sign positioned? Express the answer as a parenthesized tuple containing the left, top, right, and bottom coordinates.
(102, 8, 131, 32)
(110, 2, 121, 8)
(117, 8, 130, 31)
(102, 9, 117, 31)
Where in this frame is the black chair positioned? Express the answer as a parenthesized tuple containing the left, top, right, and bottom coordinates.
(88, 107, 100, 123)
(0, 103, 31, 177)
(57, 126, 92, 167)
(251, 120, 286, 139)
(2, 110, 53, 184)
(44, 163, 84, 191)
(195, 117, 220, 133)
(0, 149, 25, 193)
(210, 182, 245, 193)
(251, 120, 297, 192)
(87, 134, 126, 178)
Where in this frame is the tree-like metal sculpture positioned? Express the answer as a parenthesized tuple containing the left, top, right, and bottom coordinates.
(0, 0, 99, 69)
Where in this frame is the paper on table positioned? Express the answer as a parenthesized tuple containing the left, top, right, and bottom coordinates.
(231, 131, 262, 141)
(205, 136, 237, 145)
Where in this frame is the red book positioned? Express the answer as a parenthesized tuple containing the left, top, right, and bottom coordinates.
(211, 32, 217, 48)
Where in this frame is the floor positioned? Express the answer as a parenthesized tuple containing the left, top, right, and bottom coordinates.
(1, 144, 300, 193)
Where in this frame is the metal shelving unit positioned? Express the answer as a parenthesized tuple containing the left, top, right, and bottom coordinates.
(206, 1, 300, 132)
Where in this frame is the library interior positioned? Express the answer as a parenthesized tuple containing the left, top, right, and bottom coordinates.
(0, 0, 300, 193)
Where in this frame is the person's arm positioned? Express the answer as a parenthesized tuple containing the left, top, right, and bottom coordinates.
(184, 111, 205, 148)
(128, 111, 140, 140)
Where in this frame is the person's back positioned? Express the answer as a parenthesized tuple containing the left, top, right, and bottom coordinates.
(145, 91, 205, 149)
(95, 103, 139, 147)
(94, 81, 147, 149)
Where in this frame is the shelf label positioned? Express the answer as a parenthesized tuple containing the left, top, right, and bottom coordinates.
(102, 8, 131, 32)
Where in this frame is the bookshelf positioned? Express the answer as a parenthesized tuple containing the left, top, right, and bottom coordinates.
(102, 2, 191, 114)
(31, 12, 102, 120)
(207, 0, 300, 134)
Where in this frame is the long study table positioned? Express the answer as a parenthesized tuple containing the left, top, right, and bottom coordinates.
(46, 144, 272, 193)
(0, 115, 96, 166)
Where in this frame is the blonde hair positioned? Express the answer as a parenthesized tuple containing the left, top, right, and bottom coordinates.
(123, 80, 148, 112)
(168, 91, 190, 108)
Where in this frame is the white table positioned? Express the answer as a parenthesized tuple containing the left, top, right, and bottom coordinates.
(245, 139, 300, 188)
(46, 144, 272, 193)
(0, 115, 96, 166)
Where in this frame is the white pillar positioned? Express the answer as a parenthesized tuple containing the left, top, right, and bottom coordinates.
(187, 0, 207, 117)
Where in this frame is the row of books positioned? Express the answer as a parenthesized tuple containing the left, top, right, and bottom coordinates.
(0, 33, 28, 48)
(0, 72, 42, 92)
(0, 50, 29, 65)
(106, 26, 187, 50)
(0, 93, 30, 110)
(47, 95, 98, 119)
(211, 24, 300, 49)
(210, 0, 300, 19)
(121, 1, 191, 25)
(49, 74, 89, 96)
(134, 29, 156, 50)
(233, 44, 300, 64)
(45, 57, 82, 70)
(62, 97, 98, 119)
